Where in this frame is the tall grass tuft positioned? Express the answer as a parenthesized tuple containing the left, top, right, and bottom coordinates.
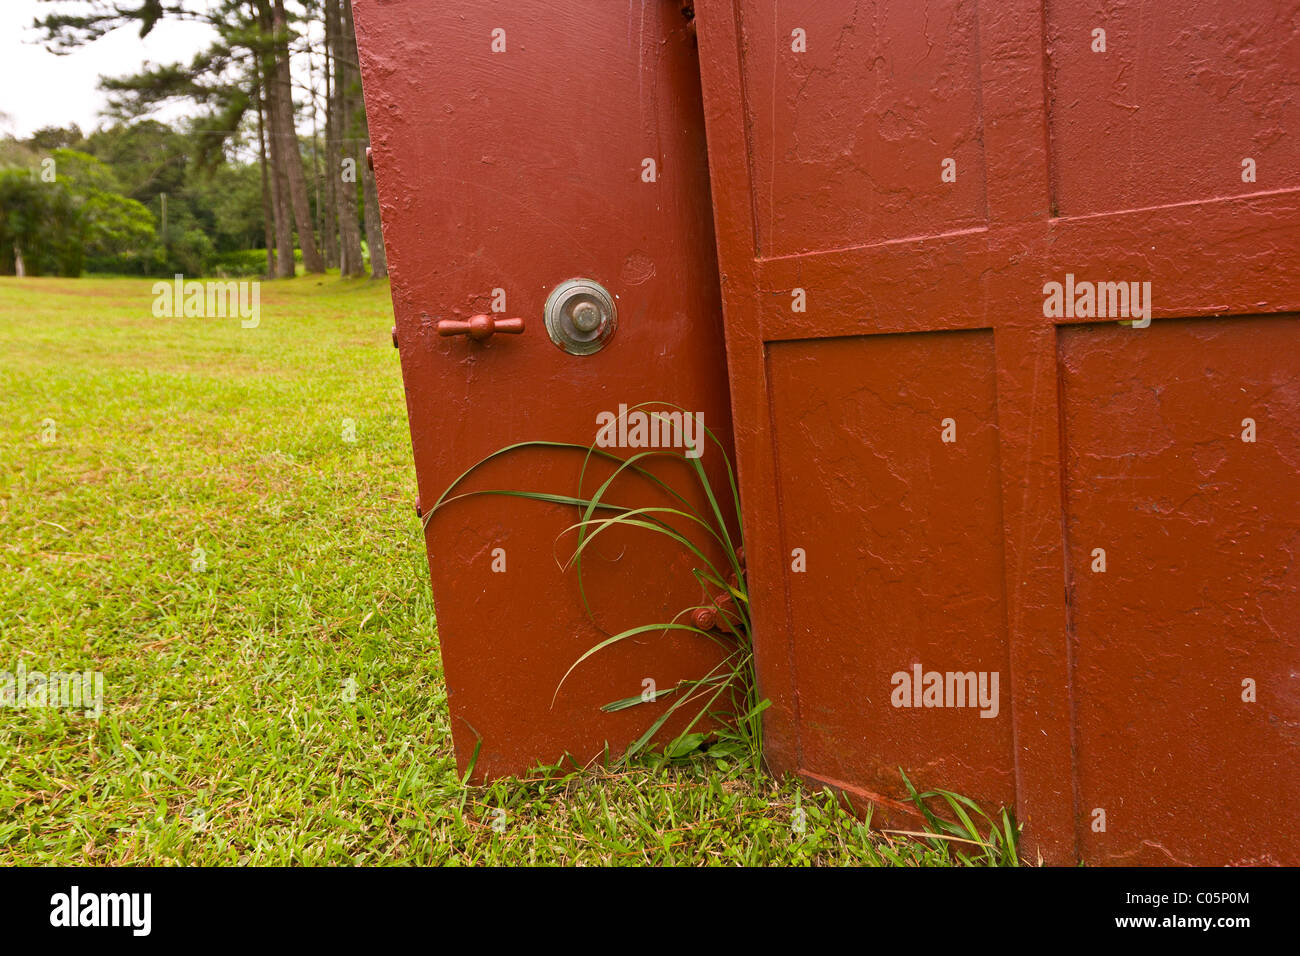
(895, 769, 1022, 866)
(431, 403, 764, 769)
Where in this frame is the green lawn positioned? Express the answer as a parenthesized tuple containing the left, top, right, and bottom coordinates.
(0, 274, 1002, 865)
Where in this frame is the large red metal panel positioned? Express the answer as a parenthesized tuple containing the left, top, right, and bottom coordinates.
(353, 0, 735, 779)
(1060, 317, 1300, 865)
(766, 330, 1016, 812)
(728, 0, 988, 256)
(695, 0, 1300, 863)
(1045, 0, 1300, 216)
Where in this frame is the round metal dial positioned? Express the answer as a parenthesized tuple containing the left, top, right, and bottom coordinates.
(543, 279, 617, 355)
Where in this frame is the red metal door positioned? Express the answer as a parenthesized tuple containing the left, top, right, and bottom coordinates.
(354, 1, 734, 780)
(695, 0, 1300, 864)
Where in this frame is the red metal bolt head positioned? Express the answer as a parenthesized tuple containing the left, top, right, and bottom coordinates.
(691, 606, 717, 630)
(570, 301, 602, 333)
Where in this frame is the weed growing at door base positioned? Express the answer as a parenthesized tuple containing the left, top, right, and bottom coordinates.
(433, 402, 759, 768)
(0, 275, 1006, 865)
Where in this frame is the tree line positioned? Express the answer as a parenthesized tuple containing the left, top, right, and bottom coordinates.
(0, 0, 384, 280)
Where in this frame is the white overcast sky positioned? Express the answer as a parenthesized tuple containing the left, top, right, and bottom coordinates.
(0, 0, 222, 137)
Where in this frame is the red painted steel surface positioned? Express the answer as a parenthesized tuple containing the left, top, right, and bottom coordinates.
(766, 329, 1017, 813)
(695, 0, 1300, 864)
(353, 0, 735, 780)
(1061, 317, 1300, 865)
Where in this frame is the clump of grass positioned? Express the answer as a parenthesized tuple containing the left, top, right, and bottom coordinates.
(895, 769, 1021, 866)
(432, 403, 761, 768)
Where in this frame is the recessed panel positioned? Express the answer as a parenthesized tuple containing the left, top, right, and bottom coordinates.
(739, 0, 988, 258)
(1060, 316, 1300, 865)
(767, 329, 1015, 808)
(1046, 0, 1300, 216)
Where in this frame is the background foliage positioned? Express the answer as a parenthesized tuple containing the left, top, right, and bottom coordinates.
(1, 0, 381, 279)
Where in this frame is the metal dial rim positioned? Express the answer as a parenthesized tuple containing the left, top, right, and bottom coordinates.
(544, 278, 617, 355)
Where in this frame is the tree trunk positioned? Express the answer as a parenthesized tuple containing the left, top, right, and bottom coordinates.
(362, 140, 387, 278)
(322, 0, 340, 270)
(14, 242, 25, 278)
(334, 0, 364, 277)
(309, 49, 324, 272)
(255, 66, 277, 278)
(255, 3, 295, 279)
(346, 0, 385, 277)
(271, 0, 325, 274)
